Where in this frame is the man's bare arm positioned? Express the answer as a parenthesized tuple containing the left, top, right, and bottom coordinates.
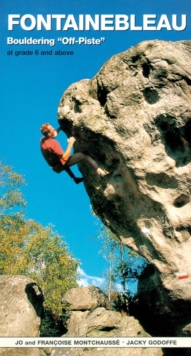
(61, 137, 76, 161)
(54, 127, 62, 137)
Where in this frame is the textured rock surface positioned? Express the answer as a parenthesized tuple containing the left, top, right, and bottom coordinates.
(0, 275, 43, 336)
(66, 307, 122, 337)
(51, 307, 162, 356)
(58, 40, 191, 334)
(52, 350, 162, 356)
(51, 349, 162, 356)
(65, 310, 90, 330)
(134, 264, 191, 338)
(0, 275, 45, 356)
(62, 286, 110, 311)
(0, 349, 46, 356)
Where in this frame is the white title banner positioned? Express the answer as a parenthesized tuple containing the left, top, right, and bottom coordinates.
(0, 337, 191, 348)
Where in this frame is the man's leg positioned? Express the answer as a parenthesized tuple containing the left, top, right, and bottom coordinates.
(52, 164, 83, 183)
(64, 166, 84, 184)
(65, 153, 109, 177)
(65, 153, 99, 170)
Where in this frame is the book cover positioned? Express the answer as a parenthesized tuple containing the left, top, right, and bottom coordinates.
(0, 0, 191, 354)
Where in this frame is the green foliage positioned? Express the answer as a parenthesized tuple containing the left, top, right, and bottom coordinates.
(40, 309, 66, 337)
(14, 221, 79, 315)
(97, 226, 120, 300)
(0, 163, 80, 334)
(0, 162, 26, 212)
(97, 224, 148, 299)
(110, 291, 129, 313)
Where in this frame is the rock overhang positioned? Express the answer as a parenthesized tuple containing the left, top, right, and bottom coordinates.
(58, 40, 191, 307)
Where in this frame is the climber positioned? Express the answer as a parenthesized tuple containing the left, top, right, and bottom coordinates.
(40, 123, 109, 184)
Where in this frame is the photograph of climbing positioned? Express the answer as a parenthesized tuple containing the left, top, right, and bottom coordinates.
(0, 0, 191, 354)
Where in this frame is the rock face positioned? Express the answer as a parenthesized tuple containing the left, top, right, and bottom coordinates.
(51, 287, 162, 356)
(58, 40, 191, 335)
(62, 286, 110, 330)
(0, 275, 45, 356)
(62, 286, 110, 311)
(52, 348, 162, 356)
(0, 275, 43, 336)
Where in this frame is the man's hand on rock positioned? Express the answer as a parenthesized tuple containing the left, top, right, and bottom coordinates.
(67, 137, 76, 146)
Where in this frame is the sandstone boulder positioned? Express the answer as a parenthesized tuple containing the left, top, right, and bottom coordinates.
(51, 349, 162, 356)
(0, 349, 46, 356)
(51, 307, 162, 356)
(65, 310, 90, 330)
(62, 286, 110, 311)
(134, 264, 191, 337)
(58, 40, 191, 335)
(0, 275, 43, 337)
(0, 275, 45, 356)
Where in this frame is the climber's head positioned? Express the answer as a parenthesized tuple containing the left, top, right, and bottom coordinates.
(40, 123, 56, 138)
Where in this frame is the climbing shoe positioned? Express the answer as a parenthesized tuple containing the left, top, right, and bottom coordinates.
(97, 168, 110, 177)
(74, 177, 84, 184)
